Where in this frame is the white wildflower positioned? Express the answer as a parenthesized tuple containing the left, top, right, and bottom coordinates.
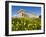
(24, 23, 26, 25)
(35, 24, 36, 25)
(16, 28, 18, 30)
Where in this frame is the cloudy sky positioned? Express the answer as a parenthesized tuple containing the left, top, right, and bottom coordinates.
(12, 6, 41, 16)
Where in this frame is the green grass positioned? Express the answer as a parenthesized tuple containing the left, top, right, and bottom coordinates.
(12, 17, 41, 31)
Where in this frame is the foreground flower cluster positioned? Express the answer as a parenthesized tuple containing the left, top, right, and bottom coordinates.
(12, 17, 41, 31)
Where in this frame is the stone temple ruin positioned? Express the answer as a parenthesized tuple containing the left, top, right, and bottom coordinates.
(17, 9, 39, 18)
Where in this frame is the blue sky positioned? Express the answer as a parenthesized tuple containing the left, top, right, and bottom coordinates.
(12, 6, 41, 16)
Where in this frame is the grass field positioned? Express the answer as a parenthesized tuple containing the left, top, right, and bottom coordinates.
(12, 17, 41, 31)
